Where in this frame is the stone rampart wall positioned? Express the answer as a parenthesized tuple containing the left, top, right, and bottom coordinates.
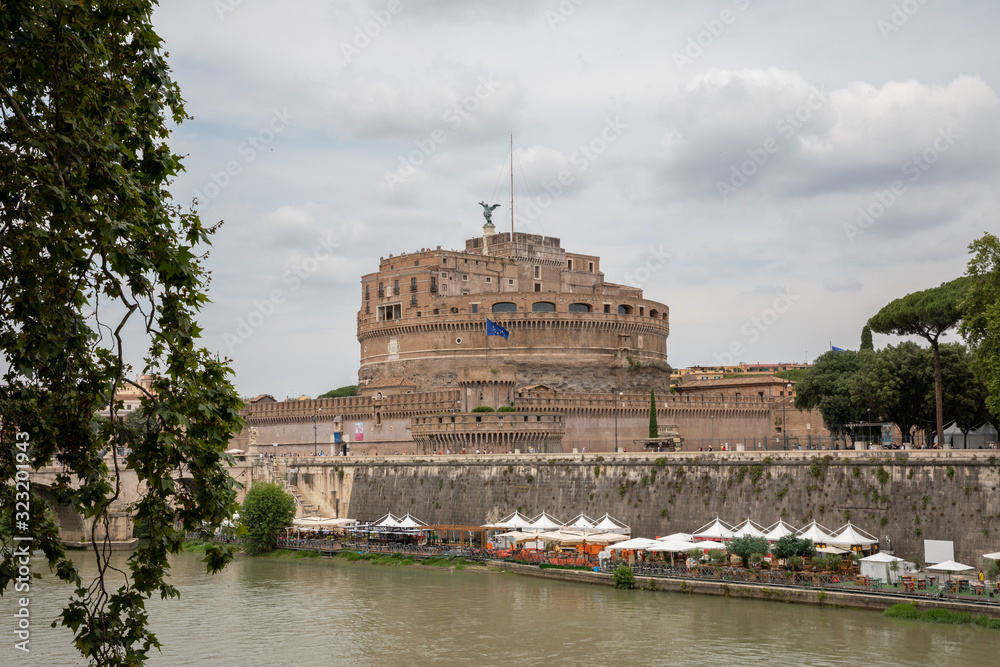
(279, 451, 1000, 569)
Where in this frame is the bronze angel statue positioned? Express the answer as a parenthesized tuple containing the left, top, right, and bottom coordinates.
(478, 201, 500, 224)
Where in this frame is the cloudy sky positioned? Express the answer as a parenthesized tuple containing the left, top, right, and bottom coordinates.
(150, 0, 1000, 400)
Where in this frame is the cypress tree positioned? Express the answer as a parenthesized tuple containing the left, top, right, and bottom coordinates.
(649, 388, 658, 438)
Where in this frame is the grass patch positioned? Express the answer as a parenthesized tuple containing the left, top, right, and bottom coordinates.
(885, 603, 987, 627)
(539, 563, 593, 571)
(181, 539, 211, 552)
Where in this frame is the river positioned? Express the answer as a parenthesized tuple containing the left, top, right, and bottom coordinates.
(2, 549, 998, 666)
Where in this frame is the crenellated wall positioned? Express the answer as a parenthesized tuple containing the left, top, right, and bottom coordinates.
(269, 450, 1000, 569)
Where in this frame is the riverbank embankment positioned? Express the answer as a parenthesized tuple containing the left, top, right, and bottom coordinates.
(491, 561, 1000, 619)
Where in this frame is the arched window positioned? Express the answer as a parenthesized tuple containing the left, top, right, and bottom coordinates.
(568, 303, 591, 313)
(492, 302, 517, 313)
(618, 305, 633, 315)
(531, 302, 556, 312)
(649, 308, 659, 318)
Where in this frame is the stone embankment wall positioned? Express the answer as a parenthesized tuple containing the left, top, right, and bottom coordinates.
(271, 450, 1000, 568)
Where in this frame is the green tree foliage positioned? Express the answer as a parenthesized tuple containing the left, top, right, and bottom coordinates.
(613, 564, 635, 589)
(772, 535, 816, 560)
(0, 3, 244, 663)
(868, 277, 969, 448)
(239, 483, 296, 556)
(936, 343, 990, 446)
(960, 232, 1000, 421)
(317, 385, 359, 399)
(861, 324, 874, 351)
(857, 342, 931, 444)
(728, 536, 770, 567)
(649, 388, 658, 438)
(775, 368, 811, 383)
(794, 350, 866, 441)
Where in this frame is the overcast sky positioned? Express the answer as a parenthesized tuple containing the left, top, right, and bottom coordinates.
(149, 0, 1000, 400)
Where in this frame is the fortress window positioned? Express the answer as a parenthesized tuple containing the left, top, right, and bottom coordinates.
(492, 302, 517, 313)
(394, 279, 399, 292)
(433, 308, 439, 315)
(569, 303, 591, 313)
(462, 274, 468, 281)
(508, 279, 515, 286)
(649, 308, 659, 318)
(589, 262, 594, 271)
(485, 277, 492, 284)
(534, 283, 541, 292)
(378, 282, 384, 297)
(618, 305, 633, 315)
(414, 260, 419, 266)
(410, 277, 417, 291)
(639, 306, 644, 316)
(471, 304, 479, 314)
(567, 259, 573, 270)
(534, 265, 540, 279)
(604, 304, 611, 314)
(532, 302, 556, 312)
(365, 285, 370, 300)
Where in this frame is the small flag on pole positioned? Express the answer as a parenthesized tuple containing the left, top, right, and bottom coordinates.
(486, 318, 509, 340)
(831, 345, 845, 352)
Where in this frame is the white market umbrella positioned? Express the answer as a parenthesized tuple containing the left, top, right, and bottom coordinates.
(983, 552, 1000, 560)
(693, 540, 728, 551)
(815, 546, 849, 554)
(657, 532, 694, 542)
(927, 560, 974, 573)
(607, 538, 659, 551)
(648, 540, 698, 553)
(225, 448, 245, 455)
(536, 530, 586, 545)
(583, 532, 630, 545)
(693, 517, 734, 540)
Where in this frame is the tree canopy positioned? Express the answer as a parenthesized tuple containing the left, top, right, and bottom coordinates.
(318, 385, 359, 399)
(960, 232, 1000, 420)
(239, 483, 296, 556)
(1, 2, 243, 664)
(648, 388, 658, 438)
(868, 277, 969, 447)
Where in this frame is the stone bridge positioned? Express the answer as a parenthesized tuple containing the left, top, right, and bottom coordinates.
(31, 458, 254, 550)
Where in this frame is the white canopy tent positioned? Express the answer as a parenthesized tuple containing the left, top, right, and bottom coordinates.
(565, 514, 597, 530)
(693, 517, 734, 540)
(982, 552, 1000, 560)
(859, 552, 910, 584)
(592, 513, 630, 534)
(491, 511, 532, 530)
(535, 530, 587, 545)
(796, 521, 837, 545)
(525, 512, 564, 532)
(731, 518, 767, 539)
(396, 514, 426, 529)
(829, 522, 879, 548)
(764, 520, 798, 541)
(375, 513, 402, 528)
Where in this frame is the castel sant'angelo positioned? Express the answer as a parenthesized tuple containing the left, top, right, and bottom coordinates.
(234, 215, 822, 455)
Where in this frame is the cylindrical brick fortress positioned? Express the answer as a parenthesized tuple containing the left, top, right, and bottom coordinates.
(357, 230, 670, 394)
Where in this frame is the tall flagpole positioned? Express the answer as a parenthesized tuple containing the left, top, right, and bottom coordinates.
(510, 133, 514, 238)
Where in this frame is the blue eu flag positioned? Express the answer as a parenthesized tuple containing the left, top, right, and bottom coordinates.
(486, 318, 509, 339)
(831, 346, 845, 352)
